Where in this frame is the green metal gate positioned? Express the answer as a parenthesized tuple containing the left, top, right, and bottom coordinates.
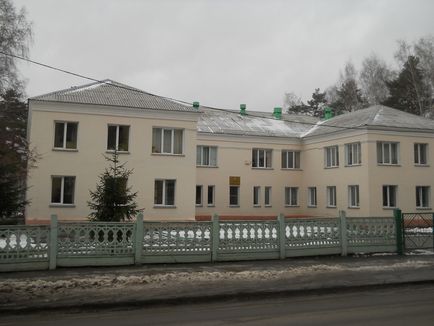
(402, 212, 434, 253)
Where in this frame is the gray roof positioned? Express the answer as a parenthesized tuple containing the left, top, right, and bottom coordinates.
(198, 107, 318, 138)
(302, 105, 434, 137)
(30, 79, 198, 113)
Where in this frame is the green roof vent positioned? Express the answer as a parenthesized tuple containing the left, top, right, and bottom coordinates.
(273, 107, 282, 120)
(240, 104, 247, 116)
(193, 101, 200, 109)
(324, 106, 333, 120)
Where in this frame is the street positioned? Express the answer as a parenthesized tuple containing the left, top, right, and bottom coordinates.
(2, 284, 434, 325)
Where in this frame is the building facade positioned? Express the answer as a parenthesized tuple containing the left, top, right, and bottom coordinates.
(25, 80, 434, 223)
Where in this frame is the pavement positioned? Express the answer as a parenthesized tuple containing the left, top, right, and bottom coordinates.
(1, 253, 434, 314)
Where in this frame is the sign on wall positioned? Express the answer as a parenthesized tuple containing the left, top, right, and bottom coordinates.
(229, 176, 240, 186)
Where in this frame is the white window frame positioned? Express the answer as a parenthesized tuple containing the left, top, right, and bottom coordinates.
(54, 121, 78, 150)
(51, 176, 75, 205)
(154, 179, 176, 207)
(207, 185, 215, 207)
(264, 186, 272, 206)
(414, 143, 428, 165)
(327, 186, 337, 208)
(197, 146, 217, 167)
(195, 185, 203, 206)
(348, 185, 360, 208)
(308, 187, 317, 207)
(253, 186, 261, 207)
(285, 187, 298, 207)
(107, 124, 130, 152)
(229, 186, 240, 207)
(281, 150, 300, 169)
(252, 148, 272, 168)
(325, 146, 339, 168)
(377, 141, 399, 165)
(416, 186, 430, 209)
(345, 142, 361, 166)
(382, 185, 397, 208)
(152, 127, 184, 155)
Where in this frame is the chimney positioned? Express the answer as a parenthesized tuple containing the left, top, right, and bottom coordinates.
(273, 107, 282, 119)
(193, 101, 200, 109)
(240, 104, 247, 115)
(324, 107, 333, 120)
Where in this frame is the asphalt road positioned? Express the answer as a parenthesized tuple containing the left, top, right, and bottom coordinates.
(2, 284, 434, 326)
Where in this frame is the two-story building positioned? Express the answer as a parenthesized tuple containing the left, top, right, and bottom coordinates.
(25, 80, 434, 223)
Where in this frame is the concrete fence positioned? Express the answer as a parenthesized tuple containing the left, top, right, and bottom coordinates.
(0, 211, 401, 272)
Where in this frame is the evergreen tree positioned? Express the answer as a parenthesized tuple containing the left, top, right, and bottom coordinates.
(88, 151, 140, 222)
(307, 88, 327, 117)
(0, 89, 36, 222)
(383, 55, 431, 116)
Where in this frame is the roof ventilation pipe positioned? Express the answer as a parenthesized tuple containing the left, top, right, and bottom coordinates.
(324, 107, 333, 120)
(193, 101, 200, 109)
(240, 104, 247, 116)
(273, 107, 282, 120)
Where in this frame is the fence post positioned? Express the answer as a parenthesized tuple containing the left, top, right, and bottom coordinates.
(394, 209, 404, 255)
(339, 210, 348, 256)
(49, 214, 58, 270)
(211, 214, 219, 262)
(134, 213, 144, 265)
(278, 214, 286, 259)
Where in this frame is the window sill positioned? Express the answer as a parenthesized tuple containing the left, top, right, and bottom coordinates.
(415, 164, 430, 167)
(326, 206, 337, 209)
(195, 205, 203, 207)
(52, 148, 78, 152)
(264, 205, 272, 208)
(324, 166, 339, 169)
(49, 204, 75, 208)
(106, 150, 130, 154)
(229, 205, 240, 208)
(251, 167, 274, 170)
(377, 164, 400, 167)
(307, 205, 317, 208)
(345, 164, 362, 167)
(207, 204, 215, 207)
(281, 168, 302, 171)
(285, 205, 300, 208)
(416, 207, 432, 210)
(152, 153, 185, 157)
(196, 165, 218, 168)
(253, 205, 261, 208)
(348, 206, 360, 209)
(382, 207, 397, 210)
(153, 205, 177, 209)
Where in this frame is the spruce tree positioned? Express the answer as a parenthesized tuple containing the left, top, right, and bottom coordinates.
(88, 151, 140, 222)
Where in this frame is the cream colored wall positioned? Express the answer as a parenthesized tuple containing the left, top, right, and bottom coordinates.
(195, 134, 304, 217)
(26, 101, 198, 222)
(366, 131, 434, 215)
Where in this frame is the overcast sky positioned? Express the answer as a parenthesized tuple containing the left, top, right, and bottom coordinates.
(14, 0, 434, 111)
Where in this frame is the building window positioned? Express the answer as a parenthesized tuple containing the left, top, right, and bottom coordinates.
(308, 187, 317, 207)
(195, 185, 202, 206)
(414, 143, 428, 165)
(152, 128, 183, 154)
(416, 186, 430, 208)
(253, 186, 261, 206)
(154, 179, 176, 206)
(51, 176, 75, 205)
(285, 187, 298, 206)
(377, 142, 399, 165)
(197, 146, 217, 166)
(382, 185, 397, 208)
(345, 142, 361, 166)
(325, 146, 339, 168)
(107, 125, 129, 151)
(54, 122, 78, 149)
(327, 186, 337, 207)
(348, 185, 360, 208)
(229, 186, 239, 206)
(252, 149, 272, 168)
(282, 150, 300, 169)
(264, 186, 272, 206)
(207, 186, 215, 206)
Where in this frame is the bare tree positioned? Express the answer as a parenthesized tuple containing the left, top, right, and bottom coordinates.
(359, 53, 394, 105)
(0, 0, 32, 94)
